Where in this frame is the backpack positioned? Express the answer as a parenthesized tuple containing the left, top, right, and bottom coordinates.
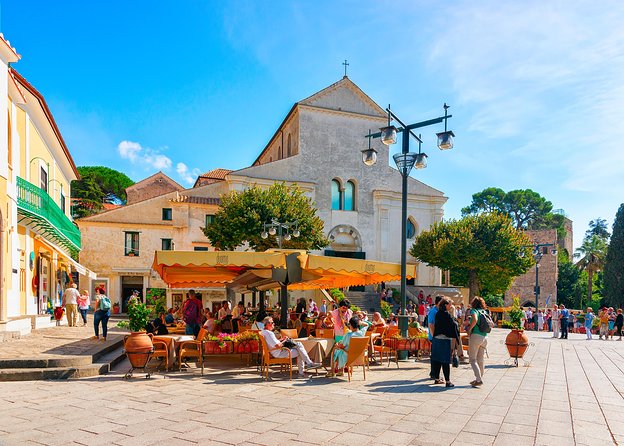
(183, 299, 200, 323)
(99, 296, 111, 311)
(477, 310, 493, 334)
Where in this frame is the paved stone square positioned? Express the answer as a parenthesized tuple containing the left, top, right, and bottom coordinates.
(0, 329, 623, 446)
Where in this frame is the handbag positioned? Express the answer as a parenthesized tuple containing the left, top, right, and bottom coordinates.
(452, 354, 459, 368)
(283, 339, 297, 349)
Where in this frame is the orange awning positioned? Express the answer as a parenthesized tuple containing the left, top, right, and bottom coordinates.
(152, 250, 416, 291)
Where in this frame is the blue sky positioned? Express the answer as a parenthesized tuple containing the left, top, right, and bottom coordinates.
(3, 0, 623, 251)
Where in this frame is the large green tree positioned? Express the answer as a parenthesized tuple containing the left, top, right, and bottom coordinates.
(410, 212, 534, 299)
(575, 234, 608, 305)
(203, 182, 328, 251)
(71, 166, 134, 218)
(462, 187, 563, 231)
(603, 204, 624, 307)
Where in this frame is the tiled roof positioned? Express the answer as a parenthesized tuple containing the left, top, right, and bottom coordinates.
(171, 195, 221, 205)
(197, 168, 232, 180)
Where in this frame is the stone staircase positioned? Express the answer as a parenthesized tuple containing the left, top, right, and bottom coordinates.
(0, 335, 126, 381)
(344, 291, 382, 313)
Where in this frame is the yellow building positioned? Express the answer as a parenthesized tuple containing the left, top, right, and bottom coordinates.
(0, 35, 92, 334)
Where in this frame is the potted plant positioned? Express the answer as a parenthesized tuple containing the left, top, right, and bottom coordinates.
(122, 297, 153, 368)
(112, 302, 120, 314)
(203, 333, 235, 354)
(505, 297, 529, 361)
(234, 331, 260, 353)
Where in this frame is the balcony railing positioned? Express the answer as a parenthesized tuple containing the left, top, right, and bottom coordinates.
(16, 176, 81, 253)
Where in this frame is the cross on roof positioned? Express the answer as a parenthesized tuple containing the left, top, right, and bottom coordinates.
(343, 59, 349, 77)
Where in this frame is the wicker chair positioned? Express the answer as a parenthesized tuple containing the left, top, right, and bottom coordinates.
(259, 334, 293, 380)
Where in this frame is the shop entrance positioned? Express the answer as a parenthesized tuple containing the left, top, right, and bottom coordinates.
(121, 276, 144, 313)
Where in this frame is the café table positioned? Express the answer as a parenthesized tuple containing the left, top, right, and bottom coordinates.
(153, 334, 195, 369)
(294, 337, 335, 366)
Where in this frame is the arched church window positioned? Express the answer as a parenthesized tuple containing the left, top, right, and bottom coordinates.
(331, 179, 342, 210)
(344, 180, 355, 211)
(407, 218, 417, 239)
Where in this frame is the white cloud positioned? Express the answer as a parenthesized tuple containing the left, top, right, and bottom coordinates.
(117, 140, 173, 171)
(118, 140, 142, 163)
(176, 162, 201, 185)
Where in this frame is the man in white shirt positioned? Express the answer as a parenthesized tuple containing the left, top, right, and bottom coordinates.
(62, 283, 81, 327)
(260, 317, 321, 376)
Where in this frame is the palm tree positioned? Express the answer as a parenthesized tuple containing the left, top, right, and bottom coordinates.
(575, 235, 608, 304)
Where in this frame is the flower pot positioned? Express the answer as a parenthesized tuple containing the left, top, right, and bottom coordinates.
(419, 339, 431, 352)
(113, 306, 120, 314)
(124, 332, 153, 368)
(235, 339, 259, 353)
(204, 340, 234, 354)
(505, 329, 529, 359)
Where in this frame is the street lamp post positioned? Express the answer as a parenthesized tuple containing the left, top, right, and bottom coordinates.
(362, 104, 455, 342)
(260, 219, 300, 327)
(523, 243, 557, 328)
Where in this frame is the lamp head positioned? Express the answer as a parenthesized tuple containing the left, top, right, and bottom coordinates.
(436, 131, 455, 150)
(415, 153, 428, 169)
(284, 233, 292, 241)
(361, 147, 378, 166)
(292, 229, 300, 238)
(268, 227, 277, 236)
(380, 125, 398, 145)
(260, 231, 268, 239)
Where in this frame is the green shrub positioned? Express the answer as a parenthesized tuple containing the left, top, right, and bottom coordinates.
(380, 300, 392, 320)
(501, 320, 514, 329)
(508, 297, 523, 330)
(126, 297, 151, 332)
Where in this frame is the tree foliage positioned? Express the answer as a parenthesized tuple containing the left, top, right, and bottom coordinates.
(603, 204, 624, 307)
(557, 259, 584, 309)
(71, 166, 134, 218)
(203, 182, 329, 251)
(410, 213, 534, 299)
(461, 187, 565, 234)
(585, 218, 610, 240)
(575, 234, 608, 305)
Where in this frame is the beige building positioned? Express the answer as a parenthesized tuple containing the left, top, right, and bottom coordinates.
(77, 172, 225, 311)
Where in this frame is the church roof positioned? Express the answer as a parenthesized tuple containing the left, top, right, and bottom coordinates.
(193, 168, 232, 188)
(125, 171, 184, 193)
(252, 77, 386, 166)
(298, 76, 387, 117)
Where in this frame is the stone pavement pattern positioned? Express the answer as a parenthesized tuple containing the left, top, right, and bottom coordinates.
(0, 329, 623, 446)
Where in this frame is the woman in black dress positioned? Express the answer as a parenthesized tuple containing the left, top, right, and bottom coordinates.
(432, 297, 460, 388)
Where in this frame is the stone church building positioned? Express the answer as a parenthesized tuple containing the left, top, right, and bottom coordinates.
(77, 76, 449, 308)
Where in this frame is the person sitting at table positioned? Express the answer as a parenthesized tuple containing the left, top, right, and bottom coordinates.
(296, 312, 309, 338)
(153, 317, 169, 335)
(315, 313, 326, 331)
(232, 301, 246, 332)
(322, 312, 334, 329)
(203, 311, 216, 334)
(165, 308, 175, 325)
(327, 316, 368, 377)
(260, 316, 322, 377)
(218, 300, 230, 320)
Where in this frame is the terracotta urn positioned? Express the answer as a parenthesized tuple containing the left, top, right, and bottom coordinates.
(124, 332, 153, 367)
(505, 329, 529, 358)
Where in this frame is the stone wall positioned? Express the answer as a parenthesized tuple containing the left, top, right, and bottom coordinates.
(505, 229, 558, 308)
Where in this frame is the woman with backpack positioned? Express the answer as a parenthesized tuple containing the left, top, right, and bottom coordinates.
(468, 296, 492, 387)
(93, 287, 111, 341)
